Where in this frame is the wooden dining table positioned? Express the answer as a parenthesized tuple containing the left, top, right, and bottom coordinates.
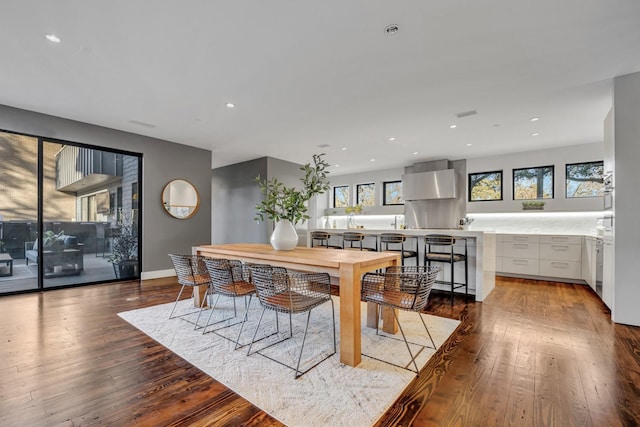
(193, 243, 401, 367)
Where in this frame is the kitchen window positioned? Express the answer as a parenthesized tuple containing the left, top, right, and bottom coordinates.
(333, 185, 349, 208)
(468, 171, 503, 201)
(356, 183, 375, 206)
(566, 161, 604, 198)
(513, 166, 554, 200)
(383, 181, 403, 205)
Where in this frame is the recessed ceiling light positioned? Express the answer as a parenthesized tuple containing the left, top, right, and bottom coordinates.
(413, 152, 419, 155)
(225, 103, 235, 108)
(530, 117, 540, 122)
(335, 164, 340, 167)
(466, 143, 473, 147)
(370, 159, 376, 162)
(388, 137, 396, 141)
(531, 132, 540, 137)
(341, 147, 348, 151)
(384, 25, 399, 35)
(45, 34, 61, 43)
(449, 124, 457, 129)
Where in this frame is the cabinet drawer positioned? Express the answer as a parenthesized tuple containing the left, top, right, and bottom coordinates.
(539, 260, 582, 279)
(540, 243, 581, 261)
(502, 257, 540, 275)
(502, 234, 540, 244)
(496, 256, 503, 272)
(540, 235, 582, 245)
(502, 242, 539, 259)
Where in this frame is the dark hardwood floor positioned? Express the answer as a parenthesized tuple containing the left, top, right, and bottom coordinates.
(0, 276, 638, 426)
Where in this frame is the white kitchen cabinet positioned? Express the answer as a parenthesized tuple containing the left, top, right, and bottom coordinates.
(501, 234, 540, 276)
(502, 257, 540, 276)
(582, 237, 597, 291)
(539, 260, 582, 279)
(497, 233, 585, 283)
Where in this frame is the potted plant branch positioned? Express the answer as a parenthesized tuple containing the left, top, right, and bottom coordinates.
(255, 153, 330, 250)
(108, 210, 139, 279)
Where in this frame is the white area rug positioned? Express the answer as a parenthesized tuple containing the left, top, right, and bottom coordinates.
(118, 296, 460, 427)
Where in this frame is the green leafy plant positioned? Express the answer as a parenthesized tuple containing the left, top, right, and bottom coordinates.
(108, 210, 138, 263)
(345, 204, 364, 214)
(43, 230, 65, 250)
(254, 153, 331, 223)
(522, 200, 545, 209)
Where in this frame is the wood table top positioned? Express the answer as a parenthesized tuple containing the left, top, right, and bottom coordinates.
(195, 243, 399, 268)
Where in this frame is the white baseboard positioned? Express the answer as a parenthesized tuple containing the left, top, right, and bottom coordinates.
(141, 269, 176, 280)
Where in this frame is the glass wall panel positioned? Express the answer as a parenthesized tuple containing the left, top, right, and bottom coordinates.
(0, 131, 39, 293)
(42, 141, 140, 288)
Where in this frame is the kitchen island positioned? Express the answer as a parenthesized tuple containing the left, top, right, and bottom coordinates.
(308, 228, 496, 301)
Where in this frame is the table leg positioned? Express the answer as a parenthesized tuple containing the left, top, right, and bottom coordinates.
(192, 285, 209, 308)
(366, 303, 398, 334)
(339, 263, 361, 367)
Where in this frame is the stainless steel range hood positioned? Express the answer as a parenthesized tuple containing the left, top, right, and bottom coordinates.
(403, 160, 466, 229)
(402, 169, 457, 200)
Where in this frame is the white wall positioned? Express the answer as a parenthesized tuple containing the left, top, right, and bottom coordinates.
(315, 167, 405, 227)
(612, 71, 640, 327)
(466, 142, 603, 213)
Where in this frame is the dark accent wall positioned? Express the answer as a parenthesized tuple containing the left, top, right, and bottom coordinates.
(212, 156, 305, 244)
(0, 104, 212, 274)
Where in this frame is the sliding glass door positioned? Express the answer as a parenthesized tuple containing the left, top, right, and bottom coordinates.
(0, 131, 39, 293)
(0, 130, 141, 294)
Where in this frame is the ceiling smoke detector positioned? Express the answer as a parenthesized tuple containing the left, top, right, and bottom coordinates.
(385, 25, 399, 35)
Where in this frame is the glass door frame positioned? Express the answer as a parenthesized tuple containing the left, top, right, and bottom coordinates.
(0, 127, 143, 295)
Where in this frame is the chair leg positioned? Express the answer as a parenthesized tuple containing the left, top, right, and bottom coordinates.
(417, 312, 437, 350)
(193, 287, 220, 334)
(233, 295, 253, 350)
(464, 258, 469, 303)
(450, 262, 455, 306)
(294, 310, 313, 378)
(392, 309, 420, 374)
(168, 284, 187, 318)
(247, 307, 268, 356)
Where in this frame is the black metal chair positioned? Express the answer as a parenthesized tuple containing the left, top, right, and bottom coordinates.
(167, 254, 213, 325)
(341, 231, 377, 251)
(379, 233, 418, 266)
(423, 235, 468, 306)
(201, 258, 256, 348)
(360, 265, 440, 374)
(248, 265, 336, 379)
(310, 231, 341, 249)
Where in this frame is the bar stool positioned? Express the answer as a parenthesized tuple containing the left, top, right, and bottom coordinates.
(423, 235, 468, 305)
(341, 232, 377, 251)
(378, 233, 418, 266)
(310, 231, 341, 249)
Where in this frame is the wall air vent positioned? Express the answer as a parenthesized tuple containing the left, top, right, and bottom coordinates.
(456, 110, 478, 118)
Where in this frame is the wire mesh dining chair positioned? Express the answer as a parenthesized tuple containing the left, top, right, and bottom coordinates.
(360, 265, 441, 374)
(167, 254, 213, 326)
(201, 258, 256, 348)
(248, 264, 336, 379)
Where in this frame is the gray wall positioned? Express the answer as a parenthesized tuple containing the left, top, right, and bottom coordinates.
(612, 71, 640, 327)
(0, 104, 212, 274)
(212, 158, 267, 244)
(211, 156, 306, 244)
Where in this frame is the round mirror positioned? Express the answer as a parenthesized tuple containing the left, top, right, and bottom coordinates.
(162, 179, 200, 219)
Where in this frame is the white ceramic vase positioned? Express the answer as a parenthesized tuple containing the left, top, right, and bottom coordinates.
(270, 220, 298, 250)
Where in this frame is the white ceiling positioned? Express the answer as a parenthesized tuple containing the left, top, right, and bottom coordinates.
(2, 1, 640, 175)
